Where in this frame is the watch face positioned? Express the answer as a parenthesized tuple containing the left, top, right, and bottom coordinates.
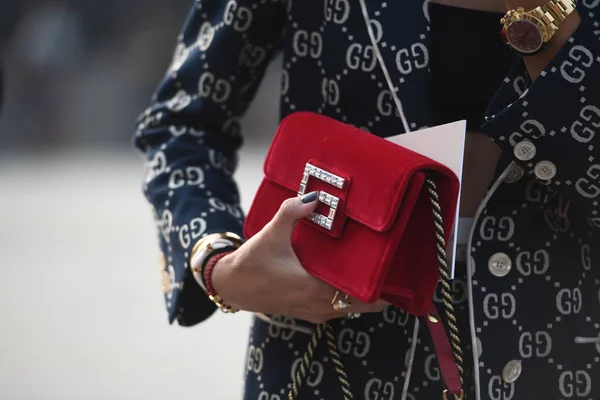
(506, 20, 543, 54)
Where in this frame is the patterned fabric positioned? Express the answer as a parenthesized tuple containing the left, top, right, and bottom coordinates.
(133, 0, 600, 399)
(244, 260, 475, 400)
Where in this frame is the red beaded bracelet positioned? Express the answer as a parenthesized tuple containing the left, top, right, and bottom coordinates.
(203, 251, 233, 295)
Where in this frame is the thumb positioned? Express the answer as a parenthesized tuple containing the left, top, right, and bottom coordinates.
(269, 191, 319, 239)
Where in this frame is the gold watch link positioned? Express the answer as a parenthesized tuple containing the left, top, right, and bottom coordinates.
(537, 0, 577, 38)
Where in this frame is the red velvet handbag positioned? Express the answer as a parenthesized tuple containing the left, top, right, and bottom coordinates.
(243, 111, 464, 399)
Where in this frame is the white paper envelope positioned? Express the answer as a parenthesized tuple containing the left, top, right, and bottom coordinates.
(386, 120, 466, 278)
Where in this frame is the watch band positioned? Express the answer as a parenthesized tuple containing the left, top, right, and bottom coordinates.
(536, 0, 577, 38)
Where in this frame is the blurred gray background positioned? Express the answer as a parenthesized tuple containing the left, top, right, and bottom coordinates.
(0, 1, 280, 398)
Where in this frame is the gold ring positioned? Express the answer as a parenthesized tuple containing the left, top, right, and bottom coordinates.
(331, 290, 350, 311)
(330, 290, 341, 305)
(347, 312, 361, 319)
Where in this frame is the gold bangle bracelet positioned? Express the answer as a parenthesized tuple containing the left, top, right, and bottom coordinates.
(189, 232, 244, 313)
(190, 232, 244, 261)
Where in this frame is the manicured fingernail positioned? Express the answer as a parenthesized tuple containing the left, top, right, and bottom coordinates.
(301, 191, 318, 204)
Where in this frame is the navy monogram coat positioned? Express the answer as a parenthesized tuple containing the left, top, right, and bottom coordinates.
(134, 0, 600, 399)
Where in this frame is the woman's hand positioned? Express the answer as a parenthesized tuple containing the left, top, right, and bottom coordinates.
(211, 191, 387, 324)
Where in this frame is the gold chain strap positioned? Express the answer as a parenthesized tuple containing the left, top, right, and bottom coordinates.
(425, 177, 464, 400)
(288, 323, 353, 400)
(289, 176, 463, 400)
(325, 323, 353, 399)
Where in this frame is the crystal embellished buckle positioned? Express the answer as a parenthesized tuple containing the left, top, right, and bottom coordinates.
(298, 163, 345, 231)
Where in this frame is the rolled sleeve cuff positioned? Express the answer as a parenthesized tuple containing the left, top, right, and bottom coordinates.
(163, 204, 245, 327)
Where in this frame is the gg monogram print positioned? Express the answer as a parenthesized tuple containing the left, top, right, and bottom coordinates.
(134, 0, 600, 399)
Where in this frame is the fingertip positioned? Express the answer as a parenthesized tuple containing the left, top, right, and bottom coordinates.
(300, 190, 318, 204)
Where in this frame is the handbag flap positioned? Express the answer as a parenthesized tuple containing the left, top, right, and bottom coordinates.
(263, 112, 458, 233)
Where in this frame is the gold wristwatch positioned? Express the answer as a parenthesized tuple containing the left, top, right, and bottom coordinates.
(500, 0, 577, 55)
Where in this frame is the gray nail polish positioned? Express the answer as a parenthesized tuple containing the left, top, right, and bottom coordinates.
(301, 191, 318, 204)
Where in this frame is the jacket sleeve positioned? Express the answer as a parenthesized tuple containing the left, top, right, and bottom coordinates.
(482, 6, 600, 226)
(133, 0, 288, 327)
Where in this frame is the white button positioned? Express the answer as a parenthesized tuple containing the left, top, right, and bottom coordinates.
(488, 252, 512, 277)
(502, 360, 522, 383)
(534, 160, 557, 180)
(514, 141, 536, 161)
(504, 163, 524, 184)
